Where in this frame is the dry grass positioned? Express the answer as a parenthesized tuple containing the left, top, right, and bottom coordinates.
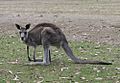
(0, 0, 120, 15)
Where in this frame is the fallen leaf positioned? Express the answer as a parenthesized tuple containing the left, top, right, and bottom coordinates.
(59, 77, 69, 79)
(7, 59, 19, 64)
(115, 67, 120, 71)
(13, 75, 19, 81)
(116, 81, 120, 83)
(54, 50, 59, 53)
(75, 82, 79, 83)
(16, 71, 23, 74)
(95, 53, 98, 56)
(61, 67, 68, 71)
(8, 70, 13, 74)
(0, 62, 3, 65)
(36, 79, 44, 83)
(75, 72, 80, 75)
(80, 77, 86, 80)
(95, 77, 103, 80)
(102, 67, 106, 70)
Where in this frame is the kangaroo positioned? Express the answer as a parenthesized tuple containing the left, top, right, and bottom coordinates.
(15, 23, 112, 65)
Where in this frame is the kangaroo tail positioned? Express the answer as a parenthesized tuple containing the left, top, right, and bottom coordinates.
(62, 42, 112, 65)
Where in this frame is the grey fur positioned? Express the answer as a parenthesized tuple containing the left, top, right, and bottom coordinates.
(15, 23, 112, 65)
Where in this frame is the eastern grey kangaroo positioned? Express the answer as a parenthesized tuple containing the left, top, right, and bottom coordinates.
(15, 23, 112, 65)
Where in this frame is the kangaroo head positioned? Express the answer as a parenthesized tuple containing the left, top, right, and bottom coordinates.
(15, 24, 31, 41)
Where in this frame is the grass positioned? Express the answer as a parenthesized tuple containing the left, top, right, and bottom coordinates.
(0, 36, 120, 83)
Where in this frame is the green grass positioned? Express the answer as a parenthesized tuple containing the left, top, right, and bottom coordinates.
(0, 36, 120, 83)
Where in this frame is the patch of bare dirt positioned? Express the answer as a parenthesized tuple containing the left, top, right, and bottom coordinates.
(0, 0, 120, 44)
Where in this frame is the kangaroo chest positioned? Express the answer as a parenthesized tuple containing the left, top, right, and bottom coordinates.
(24, 36, 42, 47)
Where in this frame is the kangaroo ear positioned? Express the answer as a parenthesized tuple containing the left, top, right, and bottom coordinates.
(15, 24, 21, 30)
(25, 24, 31, 30)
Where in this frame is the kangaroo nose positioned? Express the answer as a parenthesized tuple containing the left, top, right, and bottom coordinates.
(21, 37, 24, 40)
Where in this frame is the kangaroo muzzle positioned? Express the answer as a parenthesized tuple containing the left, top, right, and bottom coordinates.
(21, 37, 24, 41)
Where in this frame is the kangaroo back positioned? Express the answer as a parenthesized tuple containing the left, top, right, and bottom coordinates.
(30, 23, 59, 32)
(29, 23, 68, 45)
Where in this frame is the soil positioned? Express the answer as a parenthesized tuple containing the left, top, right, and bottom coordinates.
(0, 0, 120, 44)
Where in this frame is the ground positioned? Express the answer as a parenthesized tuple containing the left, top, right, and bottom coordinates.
(0, 0, 120, 83)
(0, 0, 120, 44)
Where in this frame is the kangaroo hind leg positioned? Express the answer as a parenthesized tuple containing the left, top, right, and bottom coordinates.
(32, 46, 43, 62)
